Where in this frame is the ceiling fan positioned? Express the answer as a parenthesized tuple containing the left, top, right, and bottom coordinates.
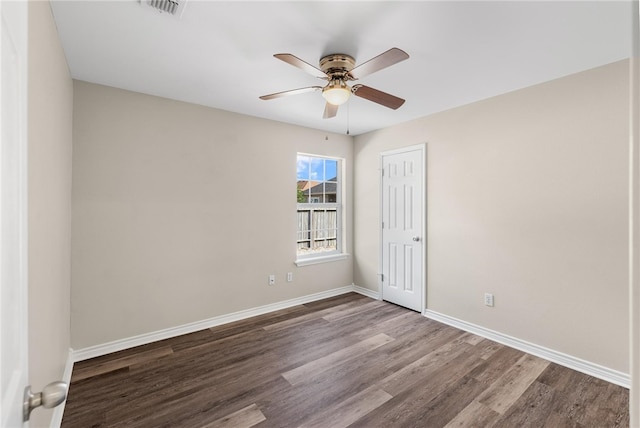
(259, 48, 409, 119)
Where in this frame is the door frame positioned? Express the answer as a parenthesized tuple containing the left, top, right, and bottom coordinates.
(379, 143, 427, 313)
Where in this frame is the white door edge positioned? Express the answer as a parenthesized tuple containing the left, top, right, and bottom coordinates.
(1, 0, 30, 426)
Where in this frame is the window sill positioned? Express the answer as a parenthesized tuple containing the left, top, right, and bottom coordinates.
(295, 253, 350, 267)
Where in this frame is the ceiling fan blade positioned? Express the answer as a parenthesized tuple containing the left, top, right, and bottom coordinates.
(274, 54, 327, 79)
(352, 85, 405, 110)
(348, 48, 409, 80)
(323, 102, 338, 119)
(259, 86, 322, 100)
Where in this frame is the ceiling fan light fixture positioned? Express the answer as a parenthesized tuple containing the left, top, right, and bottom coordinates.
(322, 80, 351, 105)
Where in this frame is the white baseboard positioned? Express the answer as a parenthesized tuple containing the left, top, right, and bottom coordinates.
(352, 284, 380, 300)
(50, 348, 74, 428)
(424, 309, 630, 388)
(72, 285, 358, 362)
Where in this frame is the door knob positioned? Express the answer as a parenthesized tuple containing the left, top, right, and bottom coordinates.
(412, 236, 420, 242)
(23, 381, 68, 422)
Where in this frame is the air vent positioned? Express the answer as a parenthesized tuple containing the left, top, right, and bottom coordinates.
(140, 0, 187, 19)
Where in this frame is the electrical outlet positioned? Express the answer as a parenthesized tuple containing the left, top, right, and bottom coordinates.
(484, 293, 494, 307)
(287, 272, 293, 282)
(268, 274, 275, 285)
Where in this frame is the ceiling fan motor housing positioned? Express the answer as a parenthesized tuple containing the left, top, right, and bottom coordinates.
(319, 54, 356, 78)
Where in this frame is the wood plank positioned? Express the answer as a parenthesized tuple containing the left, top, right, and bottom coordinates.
(544, 369, 629, 427)
(321, 299, 387, 321)
(461, 332, 486, 346)
(299, 386, 393, 428)
(262, 299, 371, 332)
(536, 361, 575, 391)
(444, 400, 500, 428)
(106, 371, 290, 428)
(206, 304, 311, 340)
(492, 380, 555, 427)
(71, 346, 173, 382)
(64, 366, 173, 428)
(349, 310, 425, 340)
(254, 325, 463, 427)
(416, 375, 489, 426)
(476, 353, 550, 414)
(377, 339, 475, 396)
(351, 351, 486, 427)
(302, 292, 369, 310)
(474, 339, 505, 360)
(202, 403, 266, 428)
(155, 328, 218, 353)
(468, 345, 524, 385)
(281, 333, 394, 385)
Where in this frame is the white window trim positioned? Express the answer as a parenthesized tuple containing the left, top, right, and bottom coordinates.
(296, 153, 346, 265)
(295, 253, 350, 267)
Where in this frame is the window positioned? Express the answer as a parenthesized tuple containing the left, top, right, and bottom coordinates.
(296, 154, 344, 263)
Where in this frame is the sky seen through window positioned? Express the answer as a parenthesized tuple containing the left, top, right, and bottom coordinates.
(297, 156, 338, 182)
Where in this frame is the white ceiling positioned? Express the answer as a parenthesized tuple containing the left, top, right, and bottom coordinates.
(50, 1, 632, 136)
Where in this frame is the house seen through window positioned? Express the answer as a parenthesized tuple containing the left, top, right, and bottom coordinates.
(296, 154, 341, 259)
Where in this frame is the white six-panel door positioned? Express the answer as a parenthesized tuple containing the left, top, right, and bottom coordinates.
(1, 1, 29, 426)
(381, 145, 425, 312)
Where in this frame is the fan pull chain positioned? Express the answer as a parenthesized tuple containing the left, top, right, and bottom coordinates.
(346, 102, 350, 135)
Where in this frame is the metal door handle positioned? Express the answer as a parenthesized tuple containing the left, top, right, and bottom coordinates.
(23, 381, 68, 422)
(412, 236, 420, 242)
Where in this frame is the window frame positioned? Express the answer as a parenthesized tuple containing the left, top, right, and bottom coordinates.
(295, 153, 347, 266)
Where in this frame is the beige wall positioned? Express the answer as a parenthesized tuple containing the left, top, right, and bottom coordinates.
(354, 61, 630, 373)
(71, 81, 353, 349)
(27, 1, 73, 427)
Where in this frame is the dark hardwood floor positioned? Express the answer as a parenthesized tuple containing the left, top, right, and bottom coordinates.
(62, 293, 629, 427)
